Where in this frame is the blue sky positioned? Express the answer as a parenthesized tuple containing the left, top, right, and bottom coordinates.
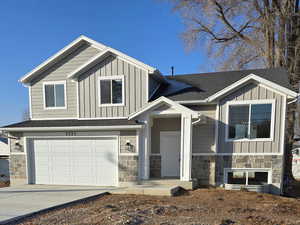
(0, 0, 207, 125)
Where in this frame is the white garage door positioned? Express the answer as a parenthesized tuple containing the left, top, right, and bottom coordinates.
(28, 137, 118, 186)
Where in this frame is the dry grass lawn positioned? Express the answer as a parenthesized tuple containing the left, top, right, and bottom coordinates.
(16, 188, 300, 225)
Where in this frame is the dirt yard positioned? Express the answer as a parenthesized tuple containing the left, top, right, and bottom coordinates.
(16, 188, 300, 225)
(0, 181, 9, 188)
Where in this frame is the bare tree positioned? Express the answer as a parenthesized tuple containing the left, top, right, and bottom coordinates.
(167, 0, 300, 191)
(168, 1, 299, 76)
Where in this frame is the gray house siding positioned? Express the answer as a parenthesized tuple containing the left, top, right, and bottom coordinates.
(78, 56, 148, 118)
(150, 106, 217, 155)
(218, 83, 284, 154)
(151, 117, 181, 154)
(30, 43, 100, 119)
(191, 105, 216, 154)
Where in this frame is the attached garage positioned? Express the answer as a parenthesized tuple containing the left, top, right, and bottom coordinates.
(27, 137, 118, 186)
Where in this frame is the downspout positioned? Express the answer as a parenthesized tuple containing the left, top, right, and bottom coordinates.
(192, 113, 204, 125)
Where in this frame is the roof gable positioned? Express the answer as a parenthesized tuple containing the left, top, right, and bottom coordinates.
(207, 73, 298, 101)
(20, 35, 156, 84)
(128, 96, 199, 120)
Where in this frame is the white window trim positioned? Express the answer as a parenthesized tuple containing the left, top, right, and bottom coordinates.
(225, 99, 276, 142)
(224, 168, 272, 185)
(98, 75, 125, 107)
(43, 81, 67, 110)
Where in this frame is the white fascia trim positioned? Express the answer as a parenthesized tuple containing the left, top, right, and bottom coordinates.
(28, 86, 32, 119)
(67, 49, 113, 79)
(30, 117, 129, 120)
(192, 153, 283, 156)
(19, 35, 156, 84)
(207, 74, 298, 101)
(79, 35, 107, 50)
(1, 125, 144, 132)
(107, 47, 156, 73)
(76, 81, 80, 118)
(128, 96, 199, 120)
(176, 100, 209, 104)
(214, 103, 220, 153)
(30, 117, 78, 120)
(78, 117, 128, 120)
(19, 35, 107, 84)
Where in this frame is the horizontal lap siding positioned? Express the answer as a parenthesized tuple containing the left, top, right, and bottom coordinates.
(191, 105, 216, 154)
(151, 118, 181, 154)
(218, 83, 283, 154)
(30, 44, 100, 119)
(78, 57, 148, 118)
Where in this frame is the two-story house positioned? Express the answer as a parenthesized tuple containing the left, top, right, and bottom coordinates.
(1, 36, 298, 194)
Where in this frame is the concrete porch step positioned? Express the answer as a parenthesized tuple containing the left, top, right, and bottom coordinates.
(120, 179, 197, 190)
(110, 185, 182, 196)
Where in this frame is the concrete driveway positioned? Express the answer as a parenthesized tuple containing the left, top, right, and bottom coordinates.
(0, 185, 117, 224)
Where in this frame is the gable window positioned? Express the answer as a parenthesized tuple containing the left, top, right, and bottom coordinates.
(43, 81, 66, 109)
(227, 100, 274, 141)
(99, 76, 124, 106)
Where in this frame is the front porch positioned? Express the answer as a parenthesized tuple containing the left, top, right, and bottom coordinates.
(129, 97, 201, 185)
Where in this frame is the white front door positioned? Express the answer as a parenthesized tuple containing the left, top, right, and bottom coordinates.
(160, 131, 181, 177)
(28, 137, 118, 186)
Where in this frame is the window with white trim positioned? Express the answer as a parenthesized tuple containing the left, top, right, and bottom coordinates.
(99, 76, 124, 105)
(228, 102, 273, 140)
(44, 82, 66, 108)
(226, 170, 269, 185)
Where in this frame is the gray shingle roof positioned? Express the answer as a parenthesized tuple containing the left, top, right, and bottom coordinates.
(3, 119, 140, 128)
(155, 68, 291, 101)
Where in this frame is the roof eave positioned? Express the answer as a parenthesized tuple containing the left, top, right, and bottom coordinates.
(206, 73, 298, 102)
(0, 124, 144, 132)
(19, 36, 107, 84)
(19, 35, 157, 84)
(128, 96, 199, 120)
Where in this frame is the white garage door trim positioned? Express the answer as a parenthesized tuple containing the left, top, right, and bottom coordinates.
(25, 135, 119, 186)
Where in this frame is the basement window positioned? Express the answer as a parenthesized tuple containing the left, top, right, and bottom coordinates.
(226, 170, 269, 185)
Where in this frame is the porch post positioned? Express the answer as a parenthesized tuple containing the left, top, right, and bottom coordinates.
(141, 116, 152, 180)
(180, 114, 193, 181)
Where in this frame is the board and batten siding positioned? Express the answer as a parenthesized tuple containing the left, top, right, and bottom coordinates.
(30, 43, 100, 119)
(218, 83, 284, 154)
(78, 56, 148, 118)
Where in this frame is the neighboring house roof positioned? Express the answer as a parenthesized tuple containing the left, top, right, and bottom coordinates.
(20, 35, 157, 84)
(2, 119, 143, 131)
(154, 68, 295, 102)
